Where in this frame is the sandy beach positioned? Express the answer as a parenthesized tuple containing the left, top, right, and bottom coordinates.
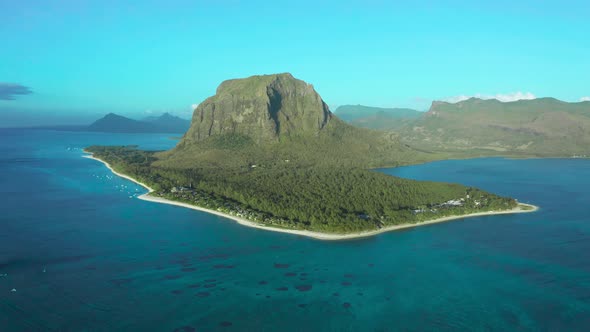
(83, 152, 539, 241)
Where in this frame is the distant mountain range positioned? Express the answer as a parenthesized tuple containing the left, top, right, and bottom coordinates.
(334, 105, 423, 130)
(25, 112, 191, 133)
(142, 113, 192, 133)
(87, 112, 190, 133)
(344, 98, 590, 157)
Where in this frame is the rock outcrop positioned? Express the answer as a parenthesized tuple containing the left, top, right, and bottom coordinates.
(182, 73, 332, 144)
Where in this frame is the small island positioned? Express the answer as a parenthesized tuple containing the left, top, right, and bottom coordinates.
(84, 73, 538, 240)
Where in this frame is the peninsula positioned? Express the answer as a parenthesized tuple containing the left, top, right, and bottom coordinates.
(85, 73, 537, 239)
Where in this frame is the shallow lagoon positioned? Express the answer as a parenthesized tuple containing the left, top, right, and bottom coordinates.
(1, 129, 589, 331)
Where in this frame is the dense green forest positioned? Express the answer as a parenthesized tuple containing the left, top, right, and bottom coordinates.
(86, 145, 517, 233)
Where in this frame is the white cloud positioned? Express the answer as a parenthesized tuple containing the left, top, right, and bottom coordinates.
(191, 104, 199, 110)
(444, 95, 472, 103)
(581, 96, 590, 102)
(443, 92, 536, 103)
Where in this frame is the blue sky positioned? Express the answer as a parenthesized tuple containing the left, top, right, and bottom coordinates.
(1, 0, 589, 125)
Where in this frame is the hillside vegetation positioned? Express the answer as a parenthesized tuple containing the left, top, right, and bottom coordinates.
(87, 145, 515, 233)
(398, 98, 590, 157)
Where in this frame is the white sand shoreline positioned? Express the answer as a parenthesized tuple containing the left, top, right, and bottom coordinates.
(83, 152, 539, 241)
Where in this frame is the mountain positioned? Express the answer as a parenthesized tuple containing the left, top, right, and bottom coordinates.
(143, 112, 190, 133)
(87, 113, 189, 134)
(398, 97, 590, 157)
(182, 73, 331, 144)
(165, 73, 433, 168)
(335, 105, 423, 130)
(87, 113, 158, 133)
(87, 73, 518, 235)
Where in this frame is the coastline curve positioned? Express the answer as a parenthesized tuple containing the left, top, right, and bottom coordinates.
(83, 153, 539, 241)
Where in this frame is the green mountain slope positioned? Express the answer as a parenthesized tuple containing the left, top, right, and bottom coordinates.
(335, 105, 423, 130)
(399, 98, 590, 157)
(162, 73, 436, 169)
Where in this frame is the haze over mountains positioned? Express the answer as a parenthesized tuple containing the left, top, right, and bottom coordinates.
(18, 112, 191, 133)
(87, 112, 190, 133)
(343, 98, 590, 157)
(395, 98, 590, 157)
(9, 72, 588, 158)
(334, 105, 423, 130)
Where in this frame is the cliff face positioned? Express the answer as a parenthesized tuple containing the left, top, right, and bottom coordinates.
(182, 73, 332, 144)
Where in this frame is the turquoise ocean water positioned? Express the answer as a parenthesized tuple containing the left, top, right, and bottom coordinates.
(1, 129, 589, 331)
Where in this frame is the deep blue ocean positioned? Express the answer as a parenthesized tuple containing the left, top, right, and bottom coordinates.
(1, 129, 589, 331)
